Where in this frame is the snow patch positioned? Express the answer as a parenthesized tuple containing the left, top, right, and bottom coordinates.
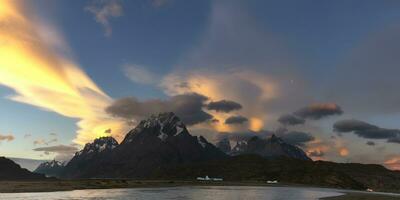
(197, 137, 206, 148)
(175, 126, 184, 136)
(98, 143, 106, 152)
(158, 132, 168, 141)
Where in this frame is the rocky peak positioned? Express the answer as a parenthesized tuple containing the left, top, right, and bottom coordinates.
(123, 112, 188, 143)
(39, 160, 64, 168)
(76, 136, 118, 156)
(269, 134, 283, 143)
(216, 137, 231, 154)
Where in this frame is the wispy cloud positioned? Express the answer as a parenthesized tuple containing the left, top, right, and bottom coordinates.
(151, 0, 170, 8)
(0, 134, 14, 142)
(33, 138, 58, 146)
(0, 0, 126, 145)
(33, 144, 79, 161)
(123, 64, 159, 85)
(85, 0, 123, 37)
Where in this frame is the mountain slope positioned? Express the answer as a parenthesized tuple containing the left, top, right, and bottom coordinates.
(0, 157, 47, 180)
(62, 136, 118, 178)
(62, 112, 226, 178)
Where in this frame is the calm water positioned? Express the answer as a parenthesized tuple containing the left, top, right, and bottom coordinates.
(0, 186, 345, 200)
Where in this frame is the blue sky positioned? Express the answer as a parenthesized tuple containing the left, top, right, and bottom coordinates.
(1, 0, 400, 170)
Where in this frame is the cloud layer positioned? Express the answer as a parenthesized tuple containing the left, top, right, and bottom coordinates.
(294, 103, 343, 120)
(206, 100, 242, 113)
(224, 115, 248, 125)
(278, 103, 343, 126)
(106, 93, 213, 125)
(33, 145, 78, 161)
(334, 119, 400, 141)
(0, 0, 126, 145)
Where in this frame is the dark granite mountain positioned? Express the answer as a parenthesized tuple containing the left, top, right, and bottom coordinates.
(0, 157, 47, 180)
(34, 160, 65, 178)
(61, 112, 227, 178)
(218, 134, 311, 161)
(61, 136, 118, 178)
(215, 137, 231, 154)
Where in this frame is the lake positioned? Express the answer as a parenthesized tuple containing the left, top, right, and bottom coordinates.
(0, 186, 345, 200)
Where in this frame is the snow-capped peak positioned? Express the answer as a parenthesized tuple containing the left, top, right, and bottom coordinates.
(125, 112, 188, 143)
(38, 160, 64, 169)
(78, 136, 118, 155)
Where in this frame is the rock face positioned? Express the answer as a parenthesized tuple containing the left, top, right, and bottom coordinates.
(216, 138, 231, 154)
(62, 112, 227, 178)
(0, 157, 46, 180)
(62, 136, 118, 178)
(221, 135, 311, 161)
(34, 160, 65, 178)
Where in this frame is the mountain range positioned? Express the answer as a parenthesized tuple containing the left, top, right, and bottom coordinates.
(60, 112, 226, 178)
(216, 134, 311, 161)
(28, 112, 400, 191)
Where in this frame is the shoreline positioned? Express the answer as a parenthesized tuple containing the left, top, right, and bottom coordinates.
(0, 180, 399, 200)
(321, 192, 400, 200)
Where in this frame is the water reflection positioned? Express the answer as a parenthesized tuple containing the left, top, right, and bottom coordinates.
(0, 186, 344, 200)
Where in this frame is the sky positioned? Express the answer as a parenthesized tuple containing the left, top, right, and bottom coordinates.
(0, 0, 400, 170)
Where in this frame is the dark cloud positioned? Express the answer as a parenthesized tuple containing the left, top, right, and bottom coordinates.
(294, 103, 343, 120)
(278, 114, 305, 126)
(333, 119, 400, 140)
(366, 141, 376, 146)
(224, 115, 248, 124)
(206, 100, 242, 113)
(106, 93, 213, 126)
(33, 145, 78, 162)
(280, 131, 315, 147)
(278, 103, 343, 126)
(0, 134, 14, 142)
(33, 145, 78, 153)
(217, 130, 273, 142)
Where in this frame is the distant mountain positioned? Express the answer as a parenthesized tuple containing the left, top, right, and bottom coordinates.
(217, 135, 311, 161)
(0, 157, 47, 180)
(34, 160, 65, 178)
(9, 157, 49, 172)
(61, 112, 226, 178)
(153, 154, 400, 192)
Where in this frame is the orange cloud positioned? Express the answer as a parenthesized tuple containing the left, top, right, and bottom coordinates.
(0, 0, 126, 145)
(249, 117, 264, 132)
(161, 70, 278, 132)
(339, 148, 349, 157)
(384, 156, 400, 171)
